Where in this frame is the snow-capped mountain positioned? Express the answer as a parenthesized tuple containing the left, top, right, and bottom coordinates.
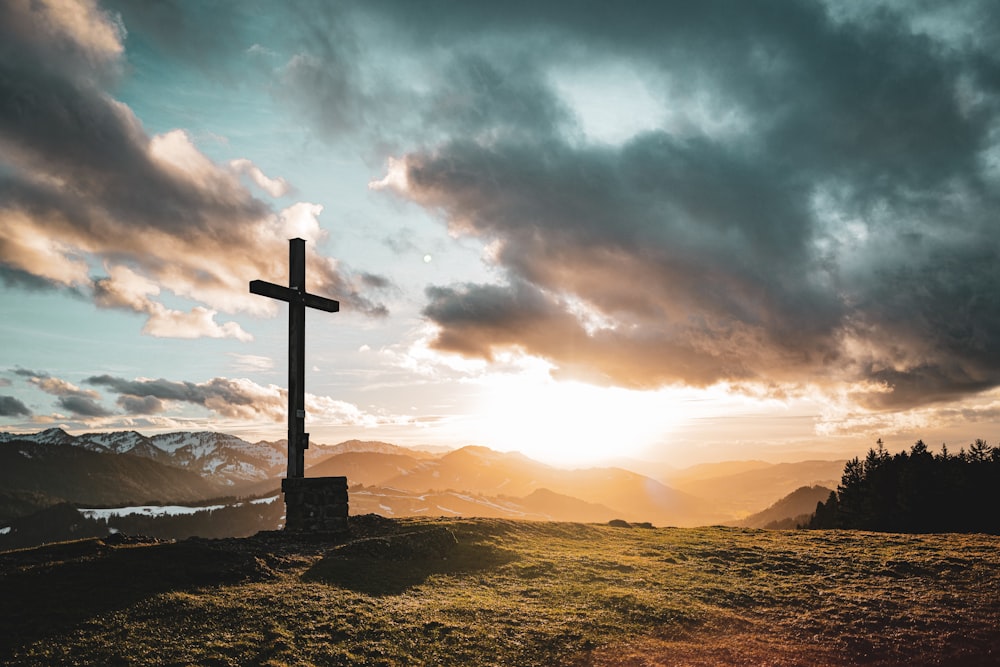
(149, 432, 286, 483)
(0, 428, 286, 486)
(75, 430, 152, 454)
(73, 431, 173, 465)
(0, 427, 77, 446)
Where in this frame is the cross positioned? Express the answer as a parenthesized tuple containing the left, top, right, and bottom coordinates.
(250, 238, 339, 478)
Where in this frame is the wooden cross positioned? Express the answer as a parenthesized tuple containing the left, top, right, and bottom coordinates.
(250, 238, 339, 478)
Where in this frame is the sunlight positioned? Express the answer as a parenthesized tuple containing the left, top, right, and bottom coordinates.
(472, 369, 684, 466)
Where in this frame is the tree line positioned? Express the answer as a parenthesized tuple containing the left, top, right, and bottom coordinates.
(808, 439, 1000, 533)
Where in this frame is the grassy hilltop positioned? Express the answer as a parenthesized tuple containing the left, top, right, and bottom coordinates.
(2, 517, 999, 666)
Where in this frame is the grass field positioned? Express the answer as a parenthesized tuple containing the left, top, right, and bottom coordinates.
(2, 516, 999, 666)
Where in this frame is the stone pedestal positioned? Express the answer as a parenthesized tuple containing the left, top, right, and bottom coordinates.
(281, 476, 348, 532)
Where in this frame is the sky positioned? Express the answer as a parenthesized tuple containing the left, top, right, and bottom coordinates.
(2, 0, 1000, 468)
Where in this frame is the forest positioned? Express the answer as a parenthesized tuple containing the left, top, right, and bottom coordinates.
(808, 439, 1000, 533)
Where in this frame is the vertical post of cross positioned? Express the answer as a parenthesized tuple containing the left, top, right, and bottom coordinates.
(288, 238, 306, 478)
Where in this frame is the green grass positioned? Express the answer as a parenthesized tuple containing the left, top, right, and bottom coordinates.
(2, 517, 999, 665)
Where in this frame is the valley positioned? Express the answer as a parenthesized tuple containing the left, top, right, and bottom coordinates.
(0, 428, 843, 549)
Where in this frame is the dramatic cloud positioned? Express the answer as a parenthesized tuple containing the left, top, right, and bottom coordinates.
(18, 369, 114, 417)
(0, 396, 31, 417)
(116, 394, 165, 415)
(0, 0, 388, 342)
(55, 395, 115, 418)
(346, 1, 1000, 411)
(86, 373, 410, 427)
(87, 375, 283, 421)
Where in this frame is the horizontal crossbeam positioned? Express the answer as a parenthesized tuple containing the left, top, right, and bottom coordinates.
(250, 280, 340, 312)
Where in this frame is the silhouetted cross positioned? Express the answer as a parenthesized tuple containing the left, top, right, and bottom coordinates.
(250, 238, 339, 478)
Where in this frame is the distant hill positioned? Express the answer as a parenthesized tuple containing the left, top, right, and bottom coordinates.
(732, 485, 833, 529)
(0, 489, 65, 524)
(323, 439, 439, 459)
(662, 459, 775, 484)
(515, 488, 620, 523)
(0, 428, 285, 486)
(377, 445, 721, 526)
(0, 439, 226, 508)
(308, 451, 427, 486)
(146, 431, 285, 484)
(349, 485, 545, 520)
(667, 460, 846, 517)
(346, 484, 624, 523)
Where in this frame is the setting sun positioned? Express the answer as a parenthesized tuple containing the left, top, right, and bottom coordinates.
(472, 372, 683, 466)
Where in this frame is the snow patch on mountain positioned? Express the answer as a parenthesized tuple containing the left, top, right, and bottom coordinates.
(0, 429, 288, 485)
(0, 427, 76, 446)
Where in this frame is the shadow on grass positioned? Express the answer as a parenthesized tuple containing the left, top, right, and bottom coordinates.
(0, 538, 273, 657)
(303, 527, 516, 595)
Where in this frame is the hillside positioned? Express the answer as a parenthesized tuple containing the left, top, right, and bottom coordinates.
(380, 445, 721, 525)
(347, 485, 622, 523)
(733, 485, 834, 529)
(0, 440, 226, 510)
(308, 450, 427, 485)
(0, 428, 286, 486)
(667, 459, 846, 517)
(2, 518, 999, 665)
(515, 488, 620, 523)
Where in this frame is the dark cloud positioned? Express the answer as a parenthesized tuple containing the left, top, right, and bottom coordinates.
(14, 368, 115, 417)
(0, 396, 31, 417)
(104, 0, 257, 71)
(89, 375, 213, 402)
(116, 394, 165, 414)
(410, 135, 842, 389)
(423, 280, 586, 360)
(57, 395, 114, 418)
(360, 273, 392, 291)
(87, 374, 284, 420)
(349, 1, 1000, 409)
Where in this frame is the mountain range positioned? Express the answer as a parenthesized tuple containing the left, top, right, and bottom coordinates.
(0, 428, 847, 533)
(0, 428, 288, 486)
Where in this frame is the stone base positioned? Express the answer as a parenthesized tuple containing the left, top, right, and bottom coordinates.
(282, 476, 349, 532)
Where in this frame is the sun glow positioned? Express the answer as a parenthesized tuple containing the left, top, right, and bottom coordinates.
(472, 372, 684, 466)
